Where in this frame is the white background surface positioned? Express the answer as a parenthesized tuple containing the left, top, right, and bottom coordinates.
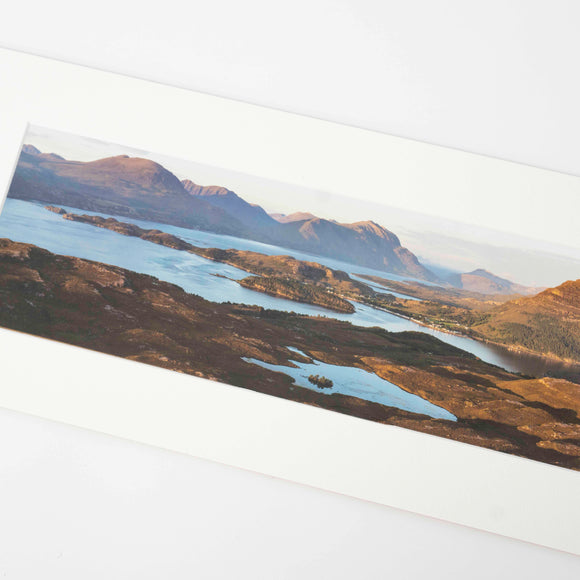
(0, 1, 579, 577)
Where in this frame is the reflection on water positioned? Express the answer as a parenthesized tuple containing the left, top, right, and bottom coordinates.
(0, 198, 576, 380)
(244, 348, 456, 421)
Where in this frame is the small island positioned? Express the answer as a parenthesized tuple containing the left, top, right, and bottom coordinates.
(44, 206, 360, 314)
(308, 374, 334, 389)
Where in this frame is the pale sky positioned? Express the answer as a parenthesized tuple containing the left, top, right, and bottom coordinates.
(22, 125, 580, 287)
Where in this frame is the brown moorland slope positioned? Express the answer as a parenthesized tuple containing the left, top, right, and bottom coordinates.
(357, 273, 580, 364)
(473, 280, 580, 362)
(1, 238, 580, 470)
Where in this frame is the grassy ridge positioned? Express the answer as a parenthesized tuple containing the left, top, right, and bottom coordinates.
(356, 273, 580, 363)
(1, 238, 580, 470)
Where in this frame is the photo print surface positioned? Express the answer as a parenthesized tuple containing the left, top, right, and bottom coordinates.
(1, 125, 579, 470)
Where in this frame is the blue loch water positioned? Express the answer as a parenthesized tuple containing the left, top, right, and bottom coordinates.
(244, 348, 456, 421)
(0, 198, 572, 381)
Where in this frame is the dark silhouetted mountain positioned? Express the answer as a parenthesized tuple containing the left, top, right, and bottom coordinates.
(22, 144, 41, 155)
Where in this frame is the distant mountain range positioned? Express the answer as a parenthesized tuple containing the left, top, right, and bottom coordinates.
(8, 145, 536, 290)
(181, 178, 436, 279)
(9, 146, 440, 281)
(447, 268, 540, 296)
(13, 145, 246, 236)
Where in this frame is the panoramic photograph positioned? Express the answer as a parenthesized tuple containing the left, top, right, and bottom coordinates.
(1, 125, 579, 470)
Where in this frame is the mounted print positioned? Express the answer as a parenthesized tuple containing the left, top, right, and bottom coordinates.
(1, 125, 579, 470)
(0, 48, 579, 555)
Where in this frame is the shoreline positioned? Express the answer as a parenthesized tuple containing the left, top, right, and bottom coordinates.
(40, 202, 580, 373)
(351, 296, 580, 369)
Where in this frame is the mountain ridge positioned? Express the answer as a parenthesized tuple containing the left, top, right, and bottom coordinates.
(10, 147, 249, 235)
(182, 179, 278, 230)
(271, 212, 318, 223)
(10, 144, 436, 280)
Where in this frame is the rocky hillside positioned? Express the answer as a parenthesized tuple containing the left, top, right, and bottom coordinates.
(473, 279, 580, 361)
(2, 237, 580, 469)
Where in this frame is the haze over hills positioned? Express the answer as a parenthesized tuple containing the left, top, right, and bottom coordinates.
(447, 268, 540, 296)
(8, 145, 439, 281)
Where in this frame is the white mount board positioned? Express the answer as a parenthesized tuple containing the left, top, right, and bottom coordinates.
(0, 47, 578, 555)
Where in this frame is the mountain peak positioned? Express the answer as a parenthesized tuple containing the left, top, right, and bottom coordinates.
(89, 154, 153, 166)
(272, 212, 318, 223)
(342, 220, 401, 246)
(182, 179, 277, 229)
(274, 214, 436, 281)
(181, 179, 198, 191)
(468, 268, 493, 277)
(350, 219, 379, 227)
(540, 279, 580, 306)
(448, 269, 535, 295)
(182, 180, 236, 198)
(86, 155, 176, 177)
(39, 152, 65, 161)
(40, 154, 191, 200)
(22, 144, 41, 155)
(9, 149, 250, 235)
